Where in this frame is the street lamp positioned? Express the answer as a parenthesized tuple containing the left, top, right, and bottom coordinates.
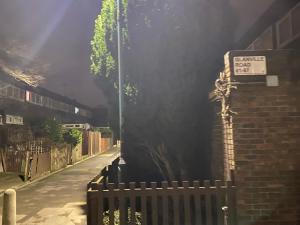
(117, 0, 126, 168)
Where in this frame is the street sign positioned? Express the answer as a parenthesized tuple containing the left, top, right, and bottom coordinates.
(233, 56, 267, 75)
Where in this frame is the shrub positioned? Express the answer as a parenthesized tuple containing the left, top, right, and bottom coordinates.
(41, 119, 64, 143)
(63, 129, 82, 147)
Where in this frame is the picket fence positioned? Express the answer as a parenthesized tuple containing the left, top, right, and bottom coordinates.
(87, 179, 236, 225)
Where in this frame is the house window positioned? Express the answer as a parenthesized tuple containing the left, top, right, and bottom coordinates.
(7, 86, 12, 97)
(20, 89, 25, 100)
(0, 81, 8, 97)
(35, 94, 42, 105)
(13, 87, 18, 98)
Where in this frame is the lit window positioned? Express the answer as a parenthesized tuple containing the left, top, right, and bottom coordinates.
(75, 107, 79, 114)
(26, 91, 30, 101)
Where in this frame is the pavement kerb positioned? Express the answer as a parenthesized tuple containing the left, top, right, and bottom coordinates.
(0, 148, 120, 197)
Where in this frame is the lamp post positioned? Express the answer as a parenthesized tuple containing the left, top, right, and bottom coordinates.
(117, 0, 126, 175)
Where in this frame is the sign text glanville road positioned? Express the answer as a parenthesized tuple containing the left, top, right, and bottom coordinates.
(233, 56, 267, 75)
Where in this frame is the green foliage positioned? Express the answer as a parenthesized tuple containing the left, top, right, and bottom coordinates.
(103, 209, 141, 225)
(63, 129, 82, 147)
(91, 0, 237, 180)
(90, 0, 128, 78)
(41, 119, 64, 143)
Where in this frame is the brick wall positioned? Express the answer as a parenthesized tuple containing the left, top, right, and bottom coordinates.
(210, 102, 224, 180)
(213, 49, 300, 225)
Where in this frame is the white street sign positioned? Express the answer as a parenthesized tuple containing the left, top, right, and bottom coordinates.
(233, 56, 267, 75)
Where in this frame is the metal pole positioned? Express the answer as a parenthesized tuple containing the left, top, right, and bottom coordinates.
(117, 0, 126, 166)
(117, 0, 122, 148)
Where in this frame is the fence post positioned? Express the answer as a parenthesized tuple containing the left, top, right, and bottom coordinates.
(2, 189, 16, 225)
(204, 180, 213, 225)
(215, 180, 224, 225)
(108, 165, 112, 183)
(0, 148, 6, 172)
(222, 206, 229, 225)
(226, 181, 236, 225)
(23, 151, 30, 181)
(87, 190, 100, 225)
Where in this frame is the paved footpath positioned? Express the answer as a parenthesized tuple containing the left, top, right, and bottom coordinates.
(0, 148, 120, 225)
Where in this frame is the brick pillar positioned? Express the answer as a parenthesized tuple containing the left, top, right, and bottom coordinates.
(216, 50, 300, 225)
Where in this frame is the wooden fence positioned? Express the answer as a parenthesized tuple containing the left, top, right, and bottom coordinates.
(87, 180, 236, 225)
(1, 149, 27, 173)
(29, 151, 51, 180)
(101, 138, 113, 153)
(1, 149, 51, 180)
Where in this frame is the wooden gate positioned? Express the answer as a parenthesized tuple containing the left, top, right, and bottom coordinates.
(87, 180, 236, 225)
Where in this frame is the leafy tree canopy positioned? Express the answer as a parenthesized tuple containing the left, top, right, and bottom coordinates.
(91, 0, 236, 181)
(41, 119, 64, 143)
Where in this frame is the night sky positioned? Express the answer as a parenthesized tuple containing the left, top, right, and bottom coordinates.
(0, 0, 274, 107)
(229, 0, 275, 40)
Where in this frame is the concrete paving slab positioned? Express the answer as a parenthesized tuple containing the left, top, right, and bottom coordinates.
(0, 148, 120, 225)
(0, 174, 24, 193)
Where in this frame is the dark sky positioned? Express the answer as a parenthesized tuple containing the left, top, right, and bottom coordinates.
(0, 0, 274, 107)
(229, 0, 275, 40)
(0, 0, 106, 107)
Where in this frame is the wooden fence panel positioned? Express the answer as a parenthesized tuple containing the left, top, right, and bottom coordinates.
(129, 182, 137, 225)
(101, 138, 112, 153)
(171, 181, 180, 225)
(82, 130, 89, 156)
(204, 180, 213, 225)
(107, 183, 115, 225)
(29, 151, 51, 180)
(216, 180, 224, 225)
(3, 150, 27, 173)
(87, 180, 236, 225)
(37, 152, 51, 175)
(30, 154, 38, 178)
(182, 181, 191, 225)
(87, 190, 101, 225)
(150, 182, 158, 225)
(161, 181, 168, 225)
(98, 184, 104, 225)
(227, 181, 236, 225)
(193, 181, 202, 225)
(118, 183, 127, 225)
(1, 138, 52, 179)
